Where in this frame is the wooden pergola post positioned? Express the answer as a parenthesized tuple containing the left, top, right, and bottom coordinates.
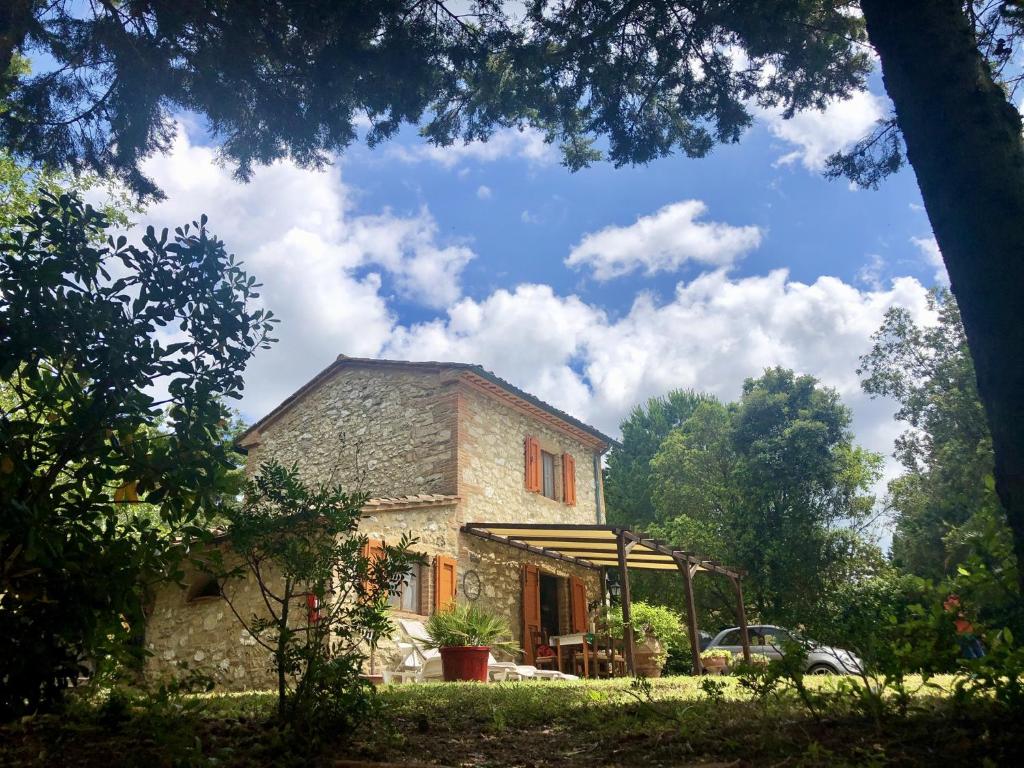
(677, 558, 703, 675)
(615, 531, 636, 675)
(732, 576, 751, 663)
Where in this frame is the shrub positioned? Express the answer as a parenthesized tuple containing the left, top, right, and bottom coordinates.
(219, 460, 419, 739)
(605, 602, 688, 668)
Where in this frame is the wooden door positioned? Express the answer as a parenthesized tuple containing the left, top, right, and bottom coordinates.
(570, 576, 588, 633)
(521, 564, 541, 664)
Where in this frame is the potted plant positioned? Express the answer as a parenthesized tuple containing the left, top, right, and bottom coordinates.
(423, 603, 517, 682)
(700, 648, 733, 675)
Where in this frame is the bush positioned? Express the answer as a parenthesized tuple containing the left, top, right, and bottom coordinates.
(219, 460, 418, 738)
(606, 601, 688, 670)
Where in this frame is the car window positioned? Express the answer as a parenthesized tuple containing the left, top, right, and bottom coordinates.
(717, 630, 741, 646)
(762, 628, 793, 647)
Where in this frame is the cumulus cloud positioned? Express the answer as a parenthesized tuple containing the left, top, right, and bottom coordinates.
(762, 90, 886, 170)
(127, 123, 934, 514)
(476, 185, 493, 200)
(911, 235, 949, 286)
(390, 127, 555, 168)
(385, 270, 934, 495)
(565, 200, 763, 280)
(132, 125, 475, 414)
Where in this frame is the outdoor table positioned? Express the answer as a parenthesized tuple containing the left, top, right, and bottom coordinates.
(550, 632, 591, 677)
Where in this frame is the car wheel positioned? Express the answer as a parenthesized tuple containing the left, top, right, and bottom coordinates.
(808, 663, 838, 675)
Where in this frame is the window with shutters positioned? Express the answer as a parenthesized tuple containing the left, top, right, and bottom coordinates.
(389, 561, 424, 614)
(541, 450, 556, 499)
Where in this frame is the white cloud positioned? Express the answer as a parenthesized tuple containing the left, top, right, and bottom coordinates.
(565, 200, 763, 280)
(476, 185, 493, 200)
(132, 125, 475, 414)
(911, 235, 949, 286)
(762, 90, 886, 170)
(390, 127, 555, 169)
(857, 254, 886, 291)
(126, 123, 935, 525)
(386, 270, 933, 476)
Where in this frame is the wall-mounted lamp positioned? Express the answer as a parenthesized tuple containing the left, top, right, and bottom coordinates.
(606, 573, 621, 603)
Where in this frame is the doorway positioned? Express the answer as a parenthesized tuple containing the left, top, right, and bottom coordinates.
(539, 573, 562, 640)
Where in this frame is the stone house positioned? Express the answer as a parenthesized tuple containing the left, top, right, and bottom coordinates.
(144, 355, 614, 688)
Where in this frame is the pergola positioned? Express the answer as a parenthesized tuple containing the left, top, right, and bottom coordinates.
(462, 523, 751, 674)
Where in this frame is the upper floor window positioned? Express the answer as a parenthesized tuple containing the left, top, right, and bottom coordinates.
(525, 435, 577, 505)
(541, 451, 556, 499)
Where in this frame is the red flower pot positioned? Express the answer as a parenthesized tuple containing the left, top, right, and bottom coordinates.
(439, 646, 490, 682)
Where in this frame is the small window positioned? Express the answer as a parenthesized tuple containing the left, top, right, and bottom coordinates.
(187, 574, 221, 602)
(390, 562, 423, 613)
(541, 451, 556, 499)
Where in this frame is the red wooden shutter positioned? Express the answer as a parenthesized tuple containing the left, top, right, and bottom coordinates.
(570, 576, 588, 633)
(521, 564, 541, 664)
(434, 554, 458, 612)
(362, 538, 385, 600)
(562, 453, 576, 505)
(524, 436, 541, 492)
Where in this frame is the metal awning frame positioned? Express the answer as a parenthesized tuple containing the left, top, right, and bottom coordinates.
(461, 522, 752, 675)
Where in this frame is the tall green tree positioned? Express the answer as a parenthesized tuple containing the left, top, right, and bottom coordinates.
(604, 389, 713, 528)
(859, 289, 1019, 626)
(650, 368, 884, 625)
(4, 1, 1024, 592)
(0, 189, 276, 718)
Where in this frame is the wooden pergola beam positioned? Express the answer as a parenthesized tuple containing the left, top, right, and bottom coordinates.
(616, 530, 636, 675)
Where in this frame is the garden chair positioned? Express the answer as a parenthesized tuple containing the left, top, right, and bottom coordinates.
(573, 619, 625, 678)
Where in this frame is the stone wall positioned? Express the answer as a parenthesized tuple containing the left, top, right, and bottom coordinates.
(244, 365, 458, 498)
(459, 533, 603, 655)
(456, 383, 604, 526)
(144, 553, 279, 690)
(144, 502, 461, 687)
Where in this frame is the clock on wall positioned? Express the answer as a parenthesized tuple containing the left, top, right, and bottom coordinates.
(462, 570, 481, 601)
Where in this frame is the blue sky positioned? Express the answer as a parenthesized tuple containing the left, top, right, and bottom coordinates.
(125, 76, 944, 545)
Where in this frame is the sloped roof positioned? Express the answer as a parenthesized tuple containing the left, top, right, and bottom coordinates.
(238, 355, 616, 450)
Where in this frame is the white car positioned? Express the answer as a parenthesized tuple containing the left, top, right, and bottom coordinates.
(706, 624, 863, 674)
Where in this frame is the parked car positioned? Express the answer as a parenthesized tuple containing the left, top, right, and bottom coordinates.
(705, 624, 863, 674)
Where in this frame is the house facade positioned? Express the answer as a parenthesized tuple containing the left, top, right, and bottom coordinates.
(143, 356, 613, 688)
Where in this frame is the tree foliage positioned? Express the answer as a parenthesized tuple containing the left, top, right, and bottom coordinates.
(648, 368, 884, 626)
(859, 289, 1020, 629)
(0, 188, 275, 718)
(1, 0, 875, 198)
(604, 389, 714, 528)
(219, 460, 418, 730)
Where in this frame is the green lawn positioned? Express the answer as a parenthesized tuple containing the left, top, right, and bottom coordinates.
(2, 676, 1020, 767)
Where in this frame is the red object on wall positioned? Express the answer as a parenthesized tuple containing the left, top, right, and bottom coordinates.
(306, 593, 320, 624)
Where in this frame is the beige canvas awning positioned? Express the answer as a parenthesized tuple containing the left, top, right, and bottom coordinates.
(461, 522, 743, 578)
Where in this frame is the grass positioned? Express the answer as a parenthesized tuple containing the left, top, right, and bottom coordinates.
(1, 676, 1021, 767)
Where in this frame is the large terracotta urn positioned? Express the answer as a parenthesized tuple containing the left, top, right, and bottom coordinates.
(633, 630, 664, 678)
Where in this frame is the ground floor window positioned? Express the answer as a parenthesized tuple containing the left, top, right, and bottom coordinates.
(390, 561, 424, 613)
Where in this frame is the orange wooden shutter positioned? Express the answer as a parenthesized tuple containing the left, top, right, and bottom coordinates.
(562, 453, 576, 505)
(433, 554, 457, 612)
(521, 564, 541, 664)
(524, 436, 541, 492)
(363, 538, 385, 600)
(570, 576, 588, 633)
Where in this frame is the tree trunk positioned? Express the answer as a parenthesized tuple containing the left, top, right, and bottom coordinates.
(0, 0, 35, 84)
(861, 0, 1024, 594)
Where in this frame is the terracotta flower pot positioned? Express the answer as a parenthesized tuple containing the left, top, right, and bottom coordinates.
(701, 656, 729, 675)
(440, 646, 490, 682)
